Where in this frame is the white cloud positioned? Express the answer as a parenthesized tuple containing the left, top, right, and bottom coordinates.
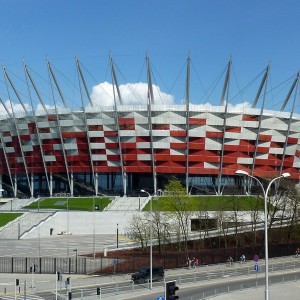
(0, 100, 31, 116)
(228, 101, 251, 110)
(90, 82, 174, 107)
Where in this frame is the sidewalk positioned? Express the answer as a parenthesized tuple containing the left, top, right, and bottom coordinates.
(210, 281, 300, 300)
(0, 255, 299, 299)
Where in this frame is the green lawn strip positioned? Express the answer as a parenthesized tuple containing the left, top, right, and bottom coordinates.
(0, 213, 23, 227)
(143, 195, 265, 211)
(26, 197, 111, 211)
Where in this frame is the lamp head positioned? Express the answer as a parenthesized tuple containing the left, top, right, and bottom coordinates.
(235, 170, 249, 176)
(282, 173, 291, 178)
(141, 189, 145, 192)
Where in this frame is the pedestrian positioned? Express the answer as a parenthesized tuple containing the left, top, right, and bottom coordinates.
(240, 254, 246, 264)
(227, 256, 233, 266)
(194, 258, 199, 268)
(187, 257, 192, 268)
(296, 248, 300, 257)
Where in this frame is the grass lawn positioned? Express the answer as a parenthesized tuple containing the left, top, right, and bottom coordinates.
(26, 197, 111, 211)
(143, 195, 264, 211)
(0, 213, 23, 227)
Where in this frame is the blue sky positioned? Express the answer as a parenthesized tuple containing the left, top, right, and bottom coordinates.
(0, 0, 300, 112)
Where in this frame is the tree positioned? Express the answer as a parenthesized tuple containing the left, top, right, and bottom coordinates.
(127, 213, 149, 251)
(164, 179, 192, 259)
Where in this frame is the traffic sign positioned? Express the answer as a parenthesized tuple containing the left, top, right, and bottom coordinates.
(254, 264, 259, 272)
(156, 297, 165, 300)
(254, 255, 259, 262)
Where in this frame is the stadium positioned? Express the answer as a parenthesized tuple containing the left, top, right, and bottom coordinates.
(0, 57, 299, 198)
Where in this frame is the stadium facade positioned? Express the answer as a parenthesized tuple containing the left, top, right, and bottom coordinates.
(0, 58, 299, 198)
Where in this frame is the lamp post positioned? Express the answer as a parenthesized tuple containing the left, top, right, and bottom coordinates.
(117, 223, 119, 249)
(235, 170, 290, 300)
(67, 194, 70, 259)
(93, 196, 96, 258)
(73, 249, 78, 274)
(141, 189, 152, 290)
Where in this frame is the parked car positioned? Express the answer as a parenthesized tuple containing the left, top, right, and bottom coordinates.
(131, 266, 164, 284)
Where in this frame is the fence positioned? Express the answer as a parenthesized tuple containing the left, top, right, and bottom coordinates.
(0, 241, 298, 275)
(0, 256, 112, 275)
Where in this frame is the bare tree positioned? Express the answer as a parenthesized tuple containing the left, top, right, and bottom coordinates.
(152, 210, 171, 254)
(127, 213, 149, 251)
(164, 179, 192, 259)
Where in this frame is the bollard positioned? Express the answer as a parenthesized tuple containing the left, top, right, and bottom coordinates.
(4, 287, 6, 294)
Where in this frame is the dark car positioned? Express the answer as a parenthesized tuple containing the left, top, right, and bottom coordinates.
(131, 266, 164, 284)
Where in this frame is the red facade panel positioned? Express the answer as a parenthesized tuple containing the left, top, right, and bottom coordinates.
(258, 134, 272, 141)
(118, 118, 135, 125)
(287, 137, 298, 144)
(170, 143, 186, 149)
(206, 132, 223, 138)
(188, 118, 206, 125)
(170, 130, 186, 137)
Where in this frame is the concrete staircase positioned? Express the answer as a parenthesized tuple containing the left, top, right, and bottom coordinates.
(0, 211, 55, 239)
(0, 198, 35, 211)
(105, 196, 149, 211)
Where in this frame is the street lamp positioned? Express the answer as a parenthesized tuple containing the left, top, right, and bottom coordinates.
(141, 189, 153, 290)
(235, 170, 290, 300)
(66, 194, 70, 259)
(73, 249, 78, 274)
(117, 223, 119, 249)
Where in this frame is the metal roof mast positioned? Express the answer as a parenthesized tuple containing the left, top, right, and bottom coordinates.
(47, 58, 72, 195)
(217, 57, 232, 195)
(146, 52, 157, 195)
(185, 51, 191, 194)
(2, 66, 32, 196)
(110, 53, 127, 196)
(76, 57, 96, 195)
(23, 62, 51, 195)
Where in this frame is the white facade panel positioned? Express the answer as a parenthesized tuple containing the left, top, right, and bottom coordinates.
(86, 119, 103, 126)
(88, 131, 104, 137)
(2, 136, 12, 143)
(90, 143, 106, 149)
(5, 147, 15, 153)
(64, 143, 78, 150)
(53, 144, 62, 151)
(119, 130, 138, 137)
(224, 132, 241, 139)
(224, 139, 239, 145)
(170, 149, 185, 155)
(204, 162, 219, 169)
(107, 161, 121, 167)
(285, 145, 297, 155)
(59, 120, 74, 127)
(37, 121, 50, 128)
(44, 155, 56, 162)
(256, 153, 268, 159)
(22, 145, 33, 152)
(137, 142, 151, 148)
(271, 134, 286, 143)
(91, 154, 107, 161)
(106, 149, 119, 155)
(153, 142, 170, 149)
(237, 157, 253, 164)
(269, 148, 284, 155)
(152, 130, 170, 137)
(137, 154, 151, 160)
(189, 129, 206, 137)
